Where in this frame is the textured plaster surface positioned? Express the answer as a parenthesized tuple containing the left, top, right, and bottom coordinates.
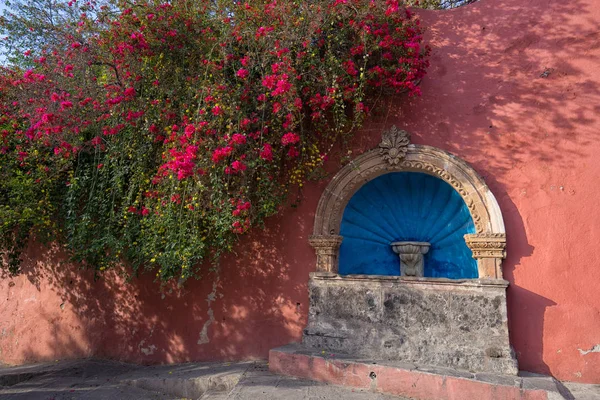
(0, 0, 600, 384)
(303, 276, 517, 374)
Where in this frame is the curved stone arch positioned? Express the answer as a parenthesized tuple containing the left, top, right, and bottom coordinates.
(309, 127, 507, 280)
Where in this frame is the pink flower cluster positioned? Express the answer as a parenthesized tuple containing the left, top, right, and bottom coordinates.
(159, 145, 200, 181)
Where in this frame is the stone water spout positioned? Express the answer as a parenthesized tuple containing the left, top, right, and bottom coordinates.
(391, 241, 431, 277)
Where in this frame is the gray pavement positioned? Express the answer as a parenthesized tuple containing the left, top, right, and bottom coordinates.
(0, 359, 407, 400)
(562, 382, 600, 400)
(1, 359, 599, 399)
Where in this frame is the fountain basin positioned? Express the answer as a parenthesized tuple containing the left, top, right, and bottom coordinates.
(391, 241, 431, 277)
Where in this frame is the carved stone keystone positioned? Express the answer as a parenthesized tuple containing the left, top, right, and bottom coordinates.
(309, 235, 343, 273)
(391, 241, 431, 277)
(379, 126, 410, 165)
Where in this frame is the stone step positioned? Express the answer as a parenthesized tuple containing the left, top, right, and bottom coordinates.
(269, 344, 568, 400)
(198, 389, 231, 399)
(123, 361, 250, 399)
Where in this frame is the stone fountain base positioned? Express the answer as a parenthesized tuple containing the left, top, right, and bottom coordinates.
(302, 272, 518, 375)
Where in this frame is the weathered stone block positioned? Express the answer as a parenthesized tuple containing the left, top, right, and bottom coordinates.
(302, 274, 518, 375)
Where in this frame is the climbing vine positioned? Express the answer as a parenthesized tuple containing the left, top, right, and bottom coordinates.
(0, 0, 429, 282)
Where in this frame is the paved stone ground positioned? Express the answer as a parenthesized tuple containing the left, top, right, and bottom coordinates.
(0, 359, 407, 400)
(1, 359, 599, 399)
(563, 382, 600, 400)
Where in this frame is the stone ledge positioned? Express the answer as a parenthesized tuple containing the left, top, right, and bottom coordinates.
(269, 344, 566, 400)
(310, 272, 509, 288)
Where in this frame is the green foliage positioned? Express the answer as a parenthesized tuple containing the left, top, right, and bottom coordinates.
(406, 0, 478, 9)
(0, 0, 429, 283)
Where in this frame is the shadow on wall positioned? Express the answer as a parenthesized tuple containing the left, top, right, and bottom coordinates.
(508, 286, 558, 375)
(0, 198, 316, 365)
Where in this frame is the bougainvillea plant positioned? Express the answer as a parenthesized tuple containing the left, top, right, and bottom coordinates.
(0, 0, 429, 283)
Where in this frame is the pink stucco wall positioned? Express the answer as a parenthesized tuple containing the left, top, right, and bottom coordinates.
(1, 0, 599, 383)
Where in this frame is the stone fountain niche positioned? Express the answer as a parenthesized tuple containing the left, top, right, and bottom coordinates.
(304, 127, 518, 375)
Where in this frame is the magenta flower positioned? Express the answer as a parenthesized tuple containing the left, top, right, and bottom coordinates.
(281, 132, 300, 145)
(212, 105, 223, 116)
(231, 133, 246, 145)
(124, 87, 136, 97)
(184, 124, 195, 136)
(260, 143, 273, 161)
(231, 160, 247, 173)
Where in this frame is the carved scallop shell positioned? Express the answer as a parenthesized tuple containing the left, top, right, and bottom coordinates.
(339, 171, 477, 278)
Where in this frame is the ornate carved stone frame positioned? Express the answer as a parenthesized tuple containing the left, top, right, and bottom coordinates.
(309, 127, 507, 280)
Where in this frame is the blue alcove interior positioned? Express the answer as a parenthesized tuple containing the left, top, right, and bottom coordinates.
(339, 172, 477, 279)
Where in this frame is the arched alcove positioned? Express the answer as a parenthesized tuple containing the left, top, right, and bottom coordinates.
(339, 171, 477, 279)
(309, 126, 507, 280)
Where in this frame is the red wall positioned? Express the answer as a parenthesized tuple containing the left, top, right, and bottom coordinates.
(1, 0, 599, 383)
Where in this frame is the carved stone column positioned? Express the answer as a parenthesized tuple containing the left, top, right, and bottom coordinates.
(464, 233, 507, 279)
(308, 235, 343, 274)
(391, 241, 431, 277)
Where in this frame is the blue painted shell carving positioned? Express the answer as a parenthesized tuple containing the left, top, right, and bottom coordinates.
(339, 172, 477, 279)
